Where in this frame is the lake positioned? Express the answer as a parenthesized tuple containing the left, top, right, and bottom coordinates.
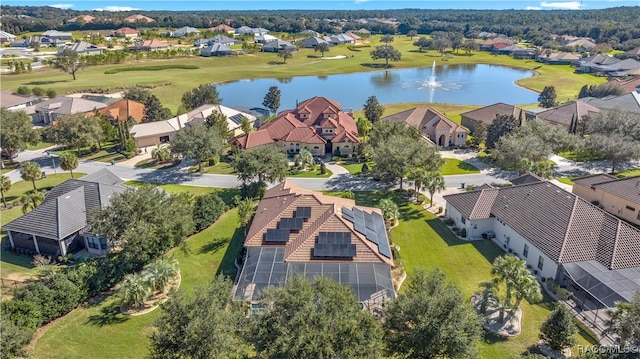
(215, 63, 538, 111)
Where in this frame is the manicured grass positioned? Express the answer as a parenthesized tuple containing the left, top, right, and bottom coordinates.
(354, 103, 481, 125)
(0, 36, 606, 112)
(3, 173, 86, 204)
(558, 149, 604, 163)
(134, 158, 181, 170)
(616, 168, 640, 178)
(557, 177, 575, 185)
(31, 208, 244, 359)
(123, 181, 240, 204)
(51, 142, 128, 164)
(441, 158, 480, 175)
(26, 141, 57, 151)
(190, 161, 236, 175)
(1, 160, 20, 175)
(339, 162, 366, 175)
(287, 165, 332, 178)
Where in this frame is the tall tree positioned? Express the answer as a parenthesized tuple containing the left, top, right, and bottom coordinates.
(240, 117, 253, 134)
(231, 145, 289, 186)
(491, 255, 541, 321)
(46, 114, 104, 155)
(143, 95, 172, 122)
(586, 108, 640, 173)
(377, 198, 400, 227)
(413, 37, 431, 52)
(0, 175, 11, 208)
(246, 276, 384, 359)
(0, 109, 40, 164)
(262, 86, 281, 115)
(205, 110, 232, 140)
(356, 117, 373, 142)
(384, 270, 482, 359)
(236, 197, 255, 236)
(370, 45, 402, 67)
(485, 114, 519, 149)
(20, 191, 44, 214)
(53, 48, 85, 80)
(59, 152, 78, 178)
(170, 124, 224, 171)
(381, 34, 394, 44)
(151, 144, 172, 164)
(362, 95, 385, 123)
(424, 171, 446, 208)
(181, 84, 221, 111)
(314, 42, 330, 57)
(606, 290, 640, 346)
(149, 276, 248, 359)
(278, 48, 293, 63)
(20, 161, 41, 191)
(469, 121, 487, 147)
(192, 193, 226, 231)
(539, 305, 578, 351)
(538, 85, 558, 108)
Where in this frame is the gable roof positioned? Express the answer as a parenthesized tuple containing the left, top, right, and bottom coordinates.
(444, 181, 640, 270)
(114, 27, 138, 35)
(0, 90, 39, 108)
(581, 92, 640, 113)
(460, 102, 523, 125)
(381, 107, 469, 137)
(536, 101, 601, 129)
(0, 30, 17, 40)
(124, 14, 155, 23)
(574, 175, 640, 206)
(3, 169, 127, 240)
(173, 26, 200, 36)
(58, 41, 102, 54)
(35, 96, 107, 115)
(98, 99, 145, 124)
(510, 173, 544, 186)
(209, 24, 235, 32)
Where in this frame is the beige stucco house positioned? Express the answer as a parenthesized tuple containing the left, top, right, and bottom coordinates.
(381, 107, 468, 148)
(572, 174, 640, 226)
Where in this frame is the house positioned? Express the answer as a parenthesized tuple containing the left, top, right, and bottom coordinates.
(535, 101, 601, 132)
(129, 104, 257, 147)
(34, 96, 107, 124)
(21, 35, 67, 48)
(380, 107, 468, 148)
(255, 34, 277, 43)
(328, 34, 354, 45)
(573, 54, 622, 74)
(261, 39, 296, 53)
(236, 26, 269, 36)
(299, 36, 331, 49)
(624, 47, 640, 61)
(565, 38, 597, 52)
(3, 169, 128, 257)
(0, 30, 17, 44)
(572, 174, 640, 226)
(209, 24, 235, 34)
(231, 96, 359, 156)
(606, 76, 640, 95)
(131, 39, 169, 51)
(98, 99, 145, 125)
(172, 26, 200, 37)
(300, 29, 320, 37)
(581, 92, 640, 113)
(194, 34, 239, 47)
(57, 41, 103, 55)
(0, 90, 41, 111)
(124, 14, 155, 23)
(537, 52, 582, 65)
(460, 103, 530, 133)
(233, 181, 396, 305)
(443, 175, 640, 309)
(112, 27, 138, 38)
(42, 30, 73, 41)
(67, 14, 95, 24)
(200, 43, 233, 57)
(344, 31, 363, 44)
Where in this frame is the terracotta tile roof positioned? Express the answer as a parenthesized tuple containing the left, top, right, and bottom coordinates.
(209, 24, 235, 32)
(245, 181, 394, 267)
(98, 99, 145, 124)
(124, 14, 155, 23)
(536, 101, 601, 130)
(115, 27, 138, 35)
(444, 181, 640, 269)
(460, 103, 523, 125)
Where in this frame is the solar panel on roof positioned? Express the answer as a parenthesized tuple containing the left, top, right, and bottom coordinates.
(364, 213, 375, 230)
(264, 228, 291, 242)
(318, 232, 351, 244)
(278, 218, 303, 230)
(342, 207, 354, 220)
(295, 206, 311, 219)
(313, 243, 356, 258)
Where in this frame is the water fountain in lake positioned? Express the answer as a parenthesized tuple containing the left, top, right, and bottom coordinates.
(401, 61, 462, 102)
(422, 61, 442, 89)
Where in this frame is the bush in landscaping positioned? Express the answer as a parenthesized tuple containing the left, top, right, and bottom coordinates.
(193, 193, 227, 231)
(122, 151, 135, 159)
(443, 218, 455, 226)
(320, 162, 327, 174)
(45, 89, 57, 98)
(31, 87, 45, 96)
(15, 86, 30, 95)
(361, 163, 370, 176)
(241, 182, 266, 200)
(14, 273, 83, 324)
(104, 64, 199, 74)
(460, 228, 467, 238)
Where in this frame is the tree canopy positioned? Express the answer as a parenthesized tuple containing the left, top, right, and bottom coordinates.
(20, 161, 41, 191)
(607, 289, 640, 347)
(122, 86, 172, 122)
(538, 85, 558, 108)
(585, 108, 640, 173)
(384, 269, 482, 359)
(485, 114, 520, 149)
(362, 95, 385, 123)
(231, 145, 289, 185)
(262, 86, 281, 115)
(59, 152, 78, 178)
(370, 45, 401, 67)
(0, 109, 40, 162)
(53, 48, 85, 80)
(246, 276, 384, 359)
(44, 114, 104, 154)
(540, 305, 578, 351)
(181, 84, 221, 111)
(170, 124, 224, 171)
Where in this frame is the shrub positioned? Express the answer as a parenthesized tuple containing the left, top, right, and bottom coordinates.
(361, 163, 370, 176)
(15, 86, 30, 95)
(460, 228, 467, 238)
(122, 151, 135, 159)
(104, 64, 199, 74)
(67, 253, 74, 261)
(241, 182, 266, 200)
(31, 87, 45, 96)
(45, 89, 57, 98)
(437, 206, 443, 214)
(193, 193, 227, 231)
(443, 218, 455, 226)
(57, 256, 64, 263)
(533, 270, 539, 275)
(208, 156, 219, 166)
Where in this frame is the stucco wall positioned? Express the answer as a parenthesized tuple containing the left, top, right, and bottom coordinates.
(573, 183, 640, 226)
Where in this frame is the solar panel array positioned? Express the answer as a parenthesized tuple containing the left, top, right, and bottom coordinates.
(278, 217, 304, 230)
(295, 206, 311, 219)
(313, 231, 356, 258)
(342, 206, 392, 259)
(264, 228, 291, 243)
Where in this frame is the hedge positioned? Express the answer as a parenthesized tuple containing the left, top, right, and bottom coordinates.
(104, 64, 199, 74)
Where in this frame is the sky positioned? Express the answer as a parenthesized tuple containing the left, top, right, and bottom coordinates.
(2, 0, 640, 11)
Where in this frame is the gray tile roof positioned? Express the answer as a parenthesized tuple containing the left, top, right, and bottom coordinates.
(4, 170, 127, 240)
(510, 173, 544, 186)
(584, 175, 640, 206)
(81, 168, 124, 185)
(444, 181, 640, 270)
(581, 92, 640, 113)
(572, 173, 616, 187)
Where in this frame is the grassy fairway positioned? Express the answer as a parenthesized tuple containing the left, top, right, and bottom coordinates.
(442, 158, 480, 175)
(31, 207, 243, 359)
(0, 36, 606, 112)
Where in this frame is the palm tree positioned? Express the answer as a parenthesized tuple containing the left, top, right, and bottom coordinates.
(295, 149, 314, 169)
(237, 198, 255, 236)
(0, 175, 11, 208)
(118, 272, 151, 309)
(477, 280, 498, 314)
(512, 272, 542, 311)
(20, 161, 42, 191)
(491, 255, 525, 310)
(152, 144, 172, 164)
(356, 117, 373, 142)
(378, 198, 399, 227)
(144, 258, 178, 293)
(240, 116, 253, 134)
(20, 191, 44, 214)
(407, 168, 428, 203)
(424, 171, 446, 208)
(59, 152, 78, 178)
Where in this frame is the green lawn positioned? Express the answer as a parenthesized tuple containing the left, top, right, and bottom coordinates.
(557, 150, 604, 163)
(2, 173, 86, 205)
(51, 142, 127, 164)
(442, 158, 480, 175)
(339, 162, 366, 175)
(190, 161, 236, 175)
(134, 158, 181, 170)
(287, 165, 332, 178)
(0, 36, 606, 112)
(616, 168, 640, 178)
(354, 103, 481, 125)
(26, 141, 57, 151)
(557, 177, 575, 185)
(122, 181, 240, 205)
(1, 160, 20, 175)
(31, 208, 244, 359)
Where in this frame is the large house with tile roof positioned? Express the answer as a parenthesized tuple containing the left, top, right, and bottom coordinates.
(572, 174, 640, 226)
(3, 169, 128, 257)
(231, 96, 360, 156)
(581, 91, 640, 113)
(460, 102, 532, 133)
(535, 100, 601, 132)
(443, 174, 640, 308)
(124, 14, 155, 23)
(381, 107, 468, 147)
(98, 99, 145, 125)
(233, 181, 396, 305)
(34, 96, 108, 124)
